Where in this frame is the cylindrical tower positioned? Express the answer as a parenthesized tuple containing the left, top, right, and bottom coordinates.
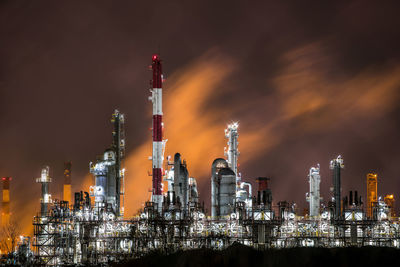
(111, 109, 125, 216)
(149, 54, 164, 209)
(224, 122, 239, 177)
(1, 177, 11, 226)
(173, 153, 189, 211)
(91, 157, 108, 205)
(307, 165, 321, 217)
(36, 167, 52, 217)
(330, 155, 344, 220)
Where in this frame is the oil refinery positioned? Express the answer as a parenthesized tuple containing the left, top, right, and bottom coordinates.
(2, 55, 400, 266)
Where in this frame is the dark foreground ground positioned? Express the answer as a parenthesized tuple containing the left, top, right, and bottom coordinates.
(114, 244, 400, 267)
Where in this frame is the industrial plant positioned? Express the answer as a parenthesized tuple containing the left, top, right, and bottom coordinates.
(2, 55, 400, 266)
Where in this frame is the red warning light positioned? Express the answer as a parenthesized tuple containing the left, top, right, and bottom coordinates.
(152, 54, 159, 61)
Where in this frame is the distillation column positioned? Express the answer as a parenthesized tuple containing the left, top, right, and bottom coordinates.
(36, 167, 52, 217)
(89, 110, 125, 216)
(1, 177, 11, 226)
(366, 173, 377, 218)
(225, 122, 239, 179)
(63, 162, 72, 204)
(149, 54, 164, 209)
(111, 109, 125, 216)
(307, 165, 321, 217)
(330, 156, 344, 220)
(173, 153, 189, 211)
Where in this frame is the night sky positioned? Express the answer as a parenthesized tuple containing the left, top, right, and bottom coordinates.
(1, 0, 400, 234)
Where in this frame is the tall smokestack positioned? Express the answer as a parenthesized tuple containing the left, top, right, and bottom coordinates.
(1, 177, 11, 226)
(36, 166, 52, 217)
(330, 155, 344, 220)
(149, 54, 164, 209)
(63, 162, 72, 204)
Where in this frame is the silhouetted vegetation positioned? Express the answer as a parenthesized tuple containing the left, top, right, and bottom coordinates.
(115, 243, 400, 267)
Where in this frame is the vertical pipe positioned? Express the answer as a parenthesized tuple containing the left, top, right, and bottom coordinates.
(334, 163, 341, 218)
(211, 175, 216, 217)
(354, 191, 358, 206)
(173, 153, 181, 204)
(182, 160, 189, 212)
(349, 191, 353, 206)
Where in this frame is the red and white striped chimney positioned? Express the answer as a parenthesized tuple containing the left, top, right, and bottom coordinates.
(150, 54, 164, 208)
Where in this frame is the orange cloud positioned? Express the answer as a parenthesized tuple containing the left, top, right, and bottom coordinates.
(121, 44, 400, 217)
